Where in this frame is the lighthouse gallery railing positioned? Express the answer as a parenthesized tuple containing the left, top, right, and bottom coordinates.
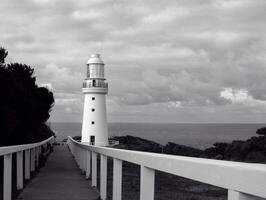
(0, 136, 54, 200)
(67, 136, 266, 200)
(83, 81, 108, 88)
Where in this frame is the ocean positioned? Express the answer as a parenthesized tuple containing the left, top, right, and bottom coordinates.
(51, 123, 265, 149)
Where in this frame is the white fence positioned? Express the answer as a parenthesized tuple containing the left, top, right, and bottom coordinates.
(0, 136, 54, 200)
(67, 136, 266, 200)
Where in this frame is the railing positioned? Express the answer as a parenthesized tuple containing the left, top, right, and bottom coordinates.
(0, 136, 55, 200)
(83, 81, 108, 89)
(67, 136, 266, 200)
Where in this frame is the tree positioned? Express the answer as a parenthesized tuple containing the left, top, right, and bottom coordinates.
(256, 127, 266, 136)
(7, 63, 36, 89)
(0, 47, 8, 64)
(0, 47, 55, 146)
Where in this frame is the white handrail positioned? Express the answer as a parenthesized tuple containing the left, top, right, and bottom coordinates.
(0, 136, 54, 156)
(67, 136, 266, 200)
(0, 136, 54, 200)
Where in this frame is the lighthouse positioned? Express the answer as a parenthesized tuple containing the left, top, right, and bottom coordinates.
(81, 54, 108, 146)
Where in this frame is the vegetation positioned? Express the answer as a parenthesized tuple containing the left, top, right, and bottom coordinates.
(113, 126, 266, 163)
(111, 128, 266, 200)
(204, 131, 266, 163)
(256, 127, 266, 136)
(0, 47, 54, 146)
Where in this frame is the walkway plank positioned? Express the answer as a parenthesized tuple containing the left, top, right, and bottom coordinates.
(17, 146, 99, 200)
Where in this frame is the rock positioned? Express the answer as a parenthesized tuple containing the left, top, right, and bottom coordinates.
(163, 142, 204, 157)
(205, 142, 229, 159)
(256, 127, 266, 136)
(112, 135, 162, 153)
(214, 154, 223, 160)
(245, 151, 266, 163)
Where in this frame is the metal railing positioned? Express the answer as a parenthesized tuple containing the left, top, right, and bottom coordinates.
(67, 136, 266, 200)
(0, 136, 55, 200)
(82, 82, 108, 89)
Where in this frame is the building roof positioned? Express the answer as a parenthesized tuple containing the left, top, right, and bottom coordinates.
(87, 54, 104, 65)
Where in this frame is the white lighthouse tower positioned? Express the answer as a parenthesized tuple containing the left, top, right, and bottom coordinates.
(81, 54, 108, 146)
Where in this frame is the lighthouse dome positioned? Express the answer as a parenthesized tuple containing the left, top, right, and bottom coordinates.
(87, 54, 104, 65)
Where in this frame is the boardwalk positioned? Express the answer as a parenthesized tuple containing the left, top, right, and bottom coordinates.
(16, 146, 99, 200)
(1, 137, 263, 200)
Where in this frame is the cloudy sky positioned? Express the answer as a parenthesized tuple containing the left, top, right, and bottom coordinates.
(1, 0, 266, 123)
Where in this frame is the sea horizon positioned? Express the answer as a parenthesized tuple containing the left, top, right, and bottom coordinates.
(49, 121, 266, 124)
(50, 122, 265, 149)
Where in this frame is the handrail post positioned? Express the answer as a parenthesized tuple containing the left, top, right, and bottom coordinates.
(81, 148, 84, 171)
(78, 147, 82, 169)
(83, 149, 86, 173)
(86, 150, 91, 179)
(72, 144, 76, 162)
(82, 149, 84, 173)
(75, 146, 79, 164)
(75, 147, 78, 165)
(75, 147, 78, 163)
(91, 151, 97, 187)
(30, 148, 35, 172)
(16, 151, 23, 190)
(100, 154, 107, 200)
(113, 158, 122, 200)
(79, 148, 82, 170)
(36, 146, 39, 169)
(140, 166, 155, 200)
(74, 145, 77, 163)
(228, 190, 262, 200)
(4, 153, 12, 200)
(25, 149, 30, 180)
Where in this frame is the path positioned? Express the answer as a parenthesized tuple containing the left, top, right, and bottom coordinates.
(16, 146, 99, 200)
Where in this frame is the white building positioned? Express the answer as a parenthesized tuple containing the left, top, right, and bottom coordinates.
(81, 54, 108, 146)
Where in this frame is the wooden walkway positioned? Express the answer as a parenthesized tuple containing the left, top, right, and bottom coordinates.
(16, 146, 99, 200)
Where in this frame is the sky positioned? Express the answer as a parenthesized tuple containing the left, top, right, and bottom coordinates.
(1, 0, 266, 123)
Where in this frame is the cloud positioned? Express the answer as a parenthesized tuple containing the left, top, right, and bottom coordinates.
(220, 88, 252, 103)
(1, 0, 266, 122)
(37, 63, 83, 92)
(40, 83, 53, 90)
(35, 63, 84, 121)
(110, 67, 229, 107)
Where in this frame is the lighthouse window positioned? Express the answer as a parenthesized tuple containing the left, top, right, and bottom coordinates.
(92, 97, 95, 100)
(91, 121, 95, 125)
(92, 108, 95, 112)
